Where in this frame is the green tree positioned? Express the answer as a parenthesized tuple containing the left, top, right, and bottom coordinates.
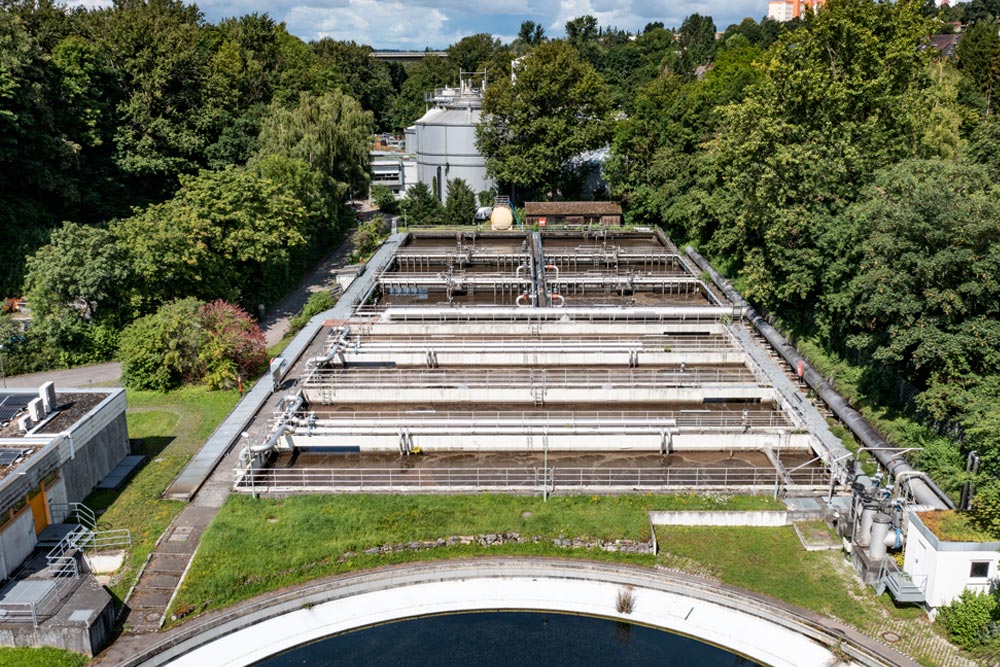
(447, 33, 502, 73)
(371, 184, 399, 214)
(257, 89, 373, 200)
(82, 0, 213, 195)
(829, 160, 1000, 416)
(477, 40, 610, 200)
(113, 166, 310, 312)
(707, 0, 934, 311)
(388, 54, 453, 130)
(445, 178, 476, 225)
(517, 20, 545, 47)
(313, 39, 395, 130)
(676, 14, 717, 78)
(22, 222, 130, 360)
(119, 297, 264, 391)
(401, 181, 443, 225)
(955, 18, 1000, 116)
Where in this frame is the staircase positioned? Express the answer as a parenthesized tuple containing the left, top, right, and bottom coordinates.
(878, 558, 926, 603)
(47, 502, 133, 551)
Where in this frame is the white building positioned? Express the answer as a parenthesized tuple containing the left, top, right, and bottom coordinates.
(407, 72, 495, 203)
(768, 0, 795, 21)
(0, 384, 129, 580)
(903, 511, 1000, 608)
(371, 151, 417, 199)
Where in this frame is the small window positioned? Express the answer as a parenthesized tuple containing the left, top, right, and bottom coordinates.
(970, 562, 990, 578)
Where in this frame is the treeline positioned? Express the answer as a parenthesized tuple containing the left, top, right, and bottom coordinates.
(0, 0, 388, 372)
(604, 0, 1000, 499)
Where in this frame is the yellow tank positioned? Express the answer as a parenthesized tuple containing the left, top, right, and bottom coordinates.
(490, 206, 513, 231)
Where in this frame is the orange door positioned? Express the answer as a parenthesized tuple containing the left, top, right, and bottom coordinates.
(28, 488, 49, 535)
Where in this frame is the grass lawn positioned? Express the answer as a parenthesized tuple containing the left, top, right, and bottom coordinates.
(84, 386, 240, 600)
(169, 493, 779, 621)
(0, 647, 89, 667)
(655, 526, 965, 667)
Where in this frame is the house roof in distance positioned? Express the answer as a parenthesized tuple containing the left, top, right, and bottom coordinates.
(524, 201, 623, 216)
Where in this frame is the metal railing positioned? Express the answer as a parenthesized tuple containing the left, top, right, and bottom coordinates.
(328, 333, 739, 354)
(0, 575, 76, 627)
(234, 465, 829, 492)
(274, 408, 793, 431)
(49, 502, 96, 530)
(303, 366, 761, 390)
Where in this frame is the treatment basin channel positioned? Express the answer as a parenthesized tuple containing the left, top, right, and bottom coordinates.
(151, 564, 872, 667)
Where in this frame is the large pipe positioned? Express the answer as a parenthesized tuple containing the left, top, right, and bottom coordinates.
(685, 246, 954, 509)
(250, 394, 305, 454)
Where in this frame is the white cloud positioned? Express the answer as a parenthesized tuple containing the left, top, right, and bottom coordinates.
(284, 0, 459, 47)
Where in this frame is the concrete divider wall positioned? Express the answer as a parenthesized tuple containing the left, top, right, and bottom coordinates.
(649, 510, 789, 526)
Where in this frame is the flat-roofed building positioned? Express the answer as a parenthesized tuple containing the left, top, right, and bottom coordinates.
(524, 201, 623, 227)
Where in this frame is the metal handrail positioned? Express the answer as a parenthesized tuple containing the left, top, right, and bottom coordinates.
(303, 366, 762, 389)
(270, 409, 791, 431)
(234, 466, 829, 491)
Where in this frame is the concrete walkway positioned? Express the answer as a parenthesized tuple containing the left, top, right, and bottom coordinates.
(258, 238, 355, 348)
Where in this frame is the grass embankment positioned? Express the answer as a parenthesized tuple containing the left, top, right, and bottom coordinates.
(656, 526, 964, 667)
(84, 386, 239, 600)
(0, 647, 89, 667)
(169, 493, 778, 621)
(794, 337, 958, 488)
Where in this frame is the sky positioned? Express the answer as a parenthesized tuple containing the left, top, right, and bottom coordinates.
(66, 0, 769, 49)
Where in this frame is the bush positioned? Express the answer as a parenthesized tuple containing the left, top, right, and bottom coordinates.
(119, 298, 203, 391)
(371, 184, 398, 214)
(349, 215, 390, 262)
(288, 290, 337, 335)
(937, 589, 1000, 648)
(119, 299, 265, 391)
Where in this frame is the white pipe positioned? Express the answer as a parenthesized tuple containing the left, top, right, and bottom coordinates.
(550, 293, 565, 307)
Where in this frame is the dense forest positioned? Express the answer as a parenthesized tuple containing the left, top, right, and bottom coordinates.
(1, 0, 999, 510)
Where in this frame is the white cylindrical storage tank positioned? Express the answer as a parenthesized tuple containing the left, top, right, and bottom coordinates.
(868, 513, 891, 561)
(413, 81, 495, 203)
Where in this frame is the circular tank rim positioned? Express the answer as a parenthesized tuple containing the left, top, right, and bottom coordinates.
(120, 559, 910, 667)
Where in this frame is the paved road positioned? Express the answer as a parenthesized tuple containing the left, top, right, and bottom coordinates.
(2, 361, 122, 389)
(259, 238, 355, 348)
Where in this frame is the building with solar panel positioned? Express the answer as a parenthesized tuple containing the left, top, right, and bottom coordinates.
(0, 382, 130, 653)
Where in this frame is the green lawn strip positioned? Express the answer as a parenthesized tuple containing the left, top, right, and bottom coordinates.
(83, 386, 239, 601)
(655, 526, 960, 666)
(794, 339, 953, 476)
(0, 647, 89, 667)
(657, 525, 882, 626)
(169, 493, 778, 621)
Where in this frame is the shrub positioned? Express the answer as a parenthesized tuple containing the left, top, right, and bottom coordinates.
(937, 589, 1000, 648)
(196, 301, 267, 390)
(371, 184, 398, 214)
(288, 290, 337, 335)
(119, 299, 264, 391)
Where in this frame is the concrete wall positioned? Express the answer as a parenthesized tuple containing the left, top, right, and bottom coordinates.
(342, 351, 748, 367)
(0, 583, 115, 655)
(0, 510, 36, 580)
(904, 513, 1000, 607)
(650, 511, 789, 526)
(61, 410, 129, 503)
